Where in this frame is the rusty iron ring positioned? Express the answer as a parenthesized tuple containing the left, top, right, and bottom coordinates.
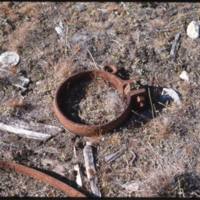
(54, 65, 147, 137)
(0, 160, 86, 197)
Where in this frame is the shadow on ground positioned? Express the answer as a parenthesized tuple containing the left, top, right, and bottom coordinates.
(159, 172, 200, 198)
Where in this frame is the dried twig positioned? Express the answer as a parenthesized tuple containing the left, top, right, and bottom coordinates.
(131, 110, 150, 121)
(87, 48, 99, 70)
(83, 142, 101, 197)
(170, 32, 181, 59)
(105, 148, 126, 163)
(147, 87, 155, 118)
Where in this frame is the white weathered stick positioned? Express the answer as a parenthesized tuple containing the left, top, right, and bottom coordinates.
(74, 164, 83, 187)
(105, 148, 125, 163)
(170, 32, 181, 59)
(90, 177, 101, 197)
(0, 122, 51, 140)
(73, 146, 83, 187)
(83, 142, 101, 197)
(0, 119, 63, 141)
(9, 75, 30, 91)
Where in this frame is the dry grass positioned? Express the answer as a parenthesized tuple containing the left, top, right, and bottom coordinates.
(4, 97, 25, 108)
(143, 116, 170, 143)
(1, 3, 42, 51)
(53, 58, 75, 82)
(0, 3, 15, 17)
(17, 3, 41, 18)
(6, 21, 37, 51)
(77, 80, 125, 125)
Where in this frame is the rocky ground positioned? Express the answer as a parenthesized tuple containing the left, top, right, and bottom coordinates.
(0, 2, 200, 197)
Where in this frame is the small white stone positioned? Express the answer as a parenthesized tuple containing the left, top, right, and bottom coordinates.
(36, 80, 42, 85)
(187, 21, 200, 39)
(55, 21, 65, 38)
(0, 51, 20, 68)
(179, 70, 189, 82)
(55, 26, 63, 36)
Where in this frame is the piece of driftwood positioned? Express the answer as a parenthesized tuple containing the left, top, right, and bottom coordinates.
(170, 32, 181, 59)
(83, 142, 101, 197)
(73, 146, 83, 187)
(10, 75, 30, 91)
(0, 118, 63, 141)
(105, 148, 126, 163)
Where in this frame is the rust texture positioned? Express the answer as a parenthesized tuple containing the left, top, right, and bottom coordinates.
(0, 160, 86, 197)
(54, 65, 147, 137)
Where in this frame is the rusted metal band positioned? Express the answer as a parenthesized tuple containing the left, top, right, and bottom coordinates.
(0, 160, 86, 197)
(54, 67, 148, 136)
(103, 64, 118, 74)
